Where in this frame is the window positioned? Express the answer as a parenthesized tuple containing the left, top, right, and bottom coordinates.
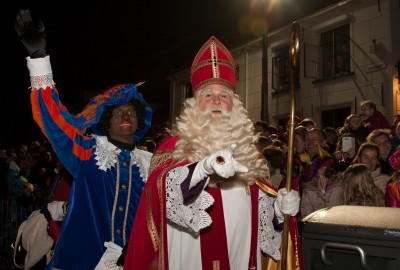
(321, 107, 351, 129)
(272, 47, 299, 92)
(321, 24, 351, 78)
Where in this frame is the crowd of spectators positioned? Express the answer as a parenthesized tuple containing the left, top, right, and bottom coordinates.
(0, 124, 171, 269)
(2, 98, 400, 268)
(254, 99, 400, 219)
(0, 124, 172, 218)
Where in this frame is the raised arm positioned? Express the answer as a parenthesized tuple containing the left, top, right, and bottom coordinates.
(15, 9, 92, 178)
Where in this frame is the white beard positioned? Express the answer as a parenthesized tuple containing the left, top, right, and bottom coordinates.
(171, 95, 270, 186)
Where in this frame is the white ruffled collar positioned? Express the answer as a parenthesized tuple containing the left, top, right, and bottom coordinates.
(94, 136, 121, 171)
(93, 135, 149, 180)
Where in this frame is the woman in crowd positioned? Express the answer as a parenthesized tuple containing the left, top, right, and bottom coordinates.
(353, 142, 389, 194)
(342, 164, 385, 206)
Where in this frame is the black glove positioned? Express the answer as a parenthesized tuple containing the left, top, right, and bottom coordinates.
(116, 243, 128, 266)
(15, 9, 47, 58)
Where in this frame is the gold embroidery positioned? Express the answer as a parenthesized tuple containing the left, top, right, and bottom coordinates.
(122, 155, 134, 245)
(190, 38, 235, 75)
(194, 59, 233, 70)
(156, 159, 186, 270)
(111, 153, 120, 243)
(146, 187, 159, 252)
(294, 223, 301, 270)
(145, 156, 190, 269)
(111, 152, 134, 245)
(193, 78, 233, 94)
(149, 150, 173, 175)
(157, 168, 166, 270)
(256, 179, 277, 197)
(211, 41, 220, 79)
(212, 260, 221, 270)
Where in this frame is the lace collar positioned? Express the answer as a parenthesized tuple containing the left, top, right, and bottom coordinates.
(94, 136, 121, 171)
(93, 135, 149, 180)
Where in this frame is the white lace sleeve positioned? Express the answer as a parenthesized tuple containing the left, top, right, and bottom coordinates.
(27, 56, 55, 90)
(166, 165, 214, 234)
(259, 192, 282, 260)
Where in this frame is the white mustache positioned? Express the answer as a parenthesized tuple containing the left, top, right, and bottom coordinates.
(206, 105, 227, 113)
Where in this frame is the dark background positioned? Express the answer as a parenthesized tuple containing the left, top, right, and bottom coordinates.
(1, 0, 339, 148)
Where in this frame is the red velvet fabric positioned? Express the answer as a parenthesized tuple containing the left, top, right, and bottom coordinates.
(124, 136, 262, 269)
(191, 36, 236, 93)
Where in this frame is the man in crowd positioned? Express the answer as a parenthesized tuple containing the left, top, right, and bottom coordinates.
(124, 36, 300, 269)
(360, 99, 390, 131)
(303, 128, 331, 183)
(16, 10, 152, 269)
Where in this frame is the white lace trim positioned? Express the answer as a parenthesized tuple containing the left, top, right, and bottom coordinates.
(93, 136, 150, 181)
(94, 136, 121, 171)
(30, 74, 55, 90)
(166, 166, 214, 235)
(131, 148, 150, 181)
(259, 193, 282, 260)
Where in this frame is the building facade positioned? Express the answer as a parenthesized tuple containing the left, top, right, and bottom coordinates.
(168, 0, 400, 130)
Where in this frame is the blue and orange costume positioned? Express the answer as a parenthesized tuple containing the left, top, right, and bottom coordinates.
(25, 56, 152, 270)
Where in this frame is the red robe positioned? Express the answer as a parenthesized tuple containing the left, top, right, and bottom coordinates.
(124, 136, 302, 269)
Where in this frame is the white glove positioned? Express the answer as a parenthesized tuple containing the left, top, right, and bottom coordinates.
(47, 201, 67, 221)
(190, 144, 248, 189)
(95, 242, 123, 270)
(273, 188, 300, 223)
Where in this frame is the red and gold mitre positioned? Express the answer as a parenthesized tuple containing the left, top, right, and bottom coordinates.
(190, 36, 236, 93)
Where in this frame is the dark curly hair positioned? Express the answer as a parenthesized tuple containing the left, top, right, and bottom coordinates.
(95, 98, 146, 135)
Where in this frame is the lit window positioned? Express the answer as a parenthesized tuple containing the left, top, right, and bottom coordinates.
(321, 24, 351, 78)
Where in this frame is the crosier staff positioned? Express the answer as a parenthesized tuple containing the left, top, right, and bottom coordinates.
(281, 21, 300, 270)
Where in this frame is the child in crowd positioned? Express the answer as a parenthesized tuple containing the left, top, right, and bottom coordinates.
(338, 114, 370, 142)
(301, 158, 343, 217)
(342, 164, 385, 206)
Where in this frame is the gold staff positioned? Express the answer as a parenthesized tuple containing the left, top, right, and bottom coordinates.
(281, 21, 300, 270)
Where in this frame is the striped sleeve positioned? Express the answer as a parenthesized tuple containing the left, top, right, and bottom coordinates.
(28, 56, 93, 179)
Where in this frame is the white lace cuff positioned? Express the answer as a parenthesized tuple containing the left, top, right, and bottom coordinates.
(166, 165, 214, 234)
(27, 56, 54, 90)
(259, 193, 282, 260)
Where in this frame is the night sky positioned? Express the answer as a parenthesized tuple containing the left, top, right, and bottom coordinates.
(1, 0, 339, 148)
